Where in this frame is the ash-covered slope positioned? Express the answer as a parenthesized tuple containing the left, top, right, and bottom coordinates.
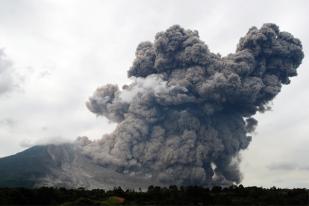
(0, 144, 71, 188)
(0, 144, 160, 189)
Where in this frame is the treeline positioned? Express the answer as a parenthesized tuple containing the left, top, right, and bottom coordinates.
(0, 185, 308, 205)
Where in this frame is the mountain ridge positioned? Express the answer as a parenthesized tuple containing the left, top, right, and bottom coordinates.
(0, 144, 161, 189)
(0, 144, 66, 187)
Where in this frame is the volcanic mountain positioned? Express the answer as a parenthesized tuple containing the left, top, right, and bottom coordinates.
(0, 144, 159, 189)
(0, 23, 304, 189)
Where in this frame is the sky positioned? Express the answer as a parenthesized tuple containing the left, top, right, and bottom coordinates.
(0, 0, 308, 188)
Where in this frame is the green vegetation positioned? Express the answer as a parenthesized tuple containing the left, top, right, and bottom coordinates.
(0, 185, 308, 205)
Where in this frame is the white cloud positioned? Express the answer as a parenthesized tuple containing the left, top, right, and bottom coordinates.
(0, 50, 17, 95)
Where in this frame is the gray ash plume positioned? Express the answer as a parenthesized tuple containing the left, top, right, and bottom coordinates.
(82, 24, 303, 186)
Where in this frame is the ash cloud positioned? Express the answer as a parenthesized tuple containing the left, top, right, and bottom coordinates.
(82, 24, 303, 186)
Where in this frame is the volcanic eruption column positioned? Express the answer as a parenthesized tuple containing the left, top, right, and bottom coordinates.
(82, 24, 303, 186)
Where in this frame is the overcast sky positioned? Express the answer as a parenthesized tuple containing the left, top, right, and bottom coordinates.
(0, 0, 308, 188)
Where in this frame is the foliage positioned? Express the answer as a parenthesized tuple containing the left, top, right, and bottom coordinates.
(0, 185, 307, 205)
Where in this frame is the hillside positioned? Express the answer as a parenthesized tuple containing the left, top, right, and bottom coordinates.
(0, 144, 74, 188)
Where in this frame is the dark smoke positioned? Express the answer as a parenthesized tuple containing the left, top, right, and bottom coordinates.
(82, 24, 303, 186)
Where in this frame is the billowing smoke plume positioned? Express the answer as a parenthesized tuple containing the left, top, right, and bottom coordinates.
(82, 24, 303, 186)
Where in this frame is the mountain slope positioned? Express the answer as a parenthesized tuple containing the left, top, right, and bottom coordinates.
(0, 144, 160, 189)
(0, 144, 74, 188)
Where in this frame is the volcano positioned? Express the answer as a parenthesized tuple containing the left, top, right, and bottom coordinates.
(0, 144, 160, 189)
(0, 23, 304, 189)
